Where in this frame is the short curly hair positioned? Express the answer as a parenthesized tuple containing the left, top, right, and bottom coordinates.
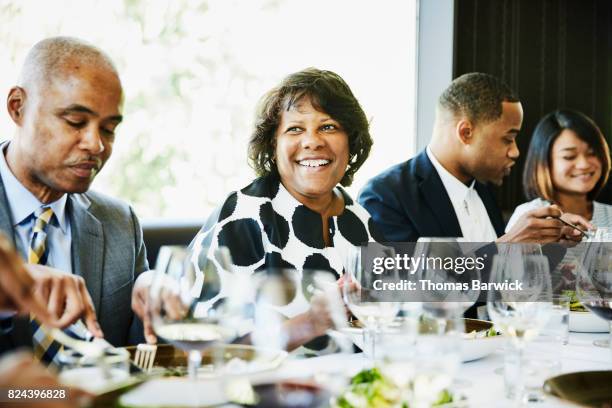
(438, 72, 519, 125)
(248, 68, 372, 186)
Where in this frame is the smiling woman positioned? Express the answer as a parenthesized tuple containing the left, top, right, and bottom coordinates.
(188, 68, 384, 351)
(507, 109, 612, 230)
(507, 109, 612, 292)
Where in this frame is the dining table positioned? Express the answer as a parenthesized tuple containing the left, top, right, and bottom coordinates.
(112, 330, 610, 407)
(219, 330, 610, 408)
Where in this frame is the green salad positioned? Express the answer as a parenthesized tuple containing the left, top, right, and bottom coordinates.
(564, 290, 587, 312)
(463, 326, 499, 339)
(332, 368, 453, 408)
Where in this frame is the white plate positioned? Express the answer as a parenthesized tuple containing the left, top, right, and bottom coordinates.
(337, 326, 503, 362)
(460, 335, 504, 362)
(120, 378, 227, 407)
(569, 311, 609, 333)
(338, 327, 365, 351)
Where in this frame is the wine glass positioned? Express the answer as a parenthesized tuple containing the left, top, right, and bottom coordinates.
(487, 250, 553, 402)
(378, 304, 462, 408)
(149, 245, 252, 381)
(240, 268, 351, 405)
(576, 238, 612, 359)
(342, 244, 400, 362)
(414, 238, 482, 330)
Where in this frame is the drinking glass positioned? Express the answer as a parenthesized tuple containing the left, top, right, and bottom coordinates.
(538, 294, 570, 345)
(576, 238, 612, 360)
(149, 245, 252, 381)
(396, 307, 463, 408)
(487, 251, 553, 401)
(414, 237, 482, 324)
(250, 267, 354, 354)
(377, 302, 422, 394)
(342, 245, 400, 362)
(581, 228, 612, 349)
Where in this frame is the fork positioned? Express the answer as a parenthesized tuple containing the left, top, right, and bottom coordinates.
(47, 326, 114, 378)
(49, 327, 108, 358)
(134, 343, 157, 372)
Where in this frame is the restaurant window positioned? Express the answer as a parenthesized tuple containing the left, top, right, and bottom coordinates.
(0, 0, 418, 219)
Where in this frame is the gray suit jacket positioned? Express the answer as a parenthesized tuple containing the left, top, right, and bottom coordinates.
(0, 175, 149, 348)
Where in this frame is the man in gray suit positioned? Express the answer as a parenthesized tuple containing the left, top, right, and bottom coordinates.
(0, 37, 148, 349)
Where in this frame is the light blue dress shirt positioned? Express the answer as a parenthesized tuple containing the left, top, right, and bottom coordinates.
(0, 143, 72, 273)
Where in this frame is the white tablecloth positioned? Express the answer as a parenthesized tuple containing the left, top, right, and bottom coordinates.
(245, 331, 611, 407)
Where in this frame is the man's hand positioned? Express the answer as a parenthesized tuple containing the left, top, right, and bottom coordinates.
(0, 234, 51, 322)
(27, 265, 103, 338)
(131, 270, 156, 344)
(499, 205, 582, 243)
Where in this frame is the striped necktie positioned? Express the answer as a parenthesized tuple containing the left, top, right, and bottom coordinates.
(28, 207, 62, 366)
(29, 208, 94, 367)
(28, 207, 54, 264)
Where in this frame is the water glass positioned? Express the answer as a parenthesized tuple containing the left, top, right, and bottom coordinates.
(487, 250, 553, 401)
(58, 347, 130, 394)
(538, 294, 570, 345)
(522, 353, 562, 404)
(342, 245, 400, 362)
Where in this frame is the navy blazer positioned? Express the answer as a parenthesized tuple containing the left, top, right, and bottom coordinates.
(358, 150, 506, 242)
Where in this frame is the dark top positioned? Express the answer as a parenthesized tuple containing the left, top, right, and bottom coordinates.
(358, 150, 506, 242)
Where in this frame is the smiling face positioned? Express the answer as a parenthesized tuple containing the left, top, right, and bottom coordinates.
(550, 129, 602, 197)
(7, 63, 123, 203)
(465, 101, 523, 186)
(274, 97, 349, 207)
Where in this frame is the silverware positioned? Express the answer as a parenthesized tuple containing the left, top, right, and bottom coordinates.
(556, 217, 594, 238)
(133, 343, 157, 372)
(49, 327, 108, 358)
(48, 326, 116, 379)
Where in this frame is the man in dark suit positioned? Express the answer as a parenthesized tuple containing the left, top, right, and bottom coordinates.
(0, 37, 148, 353)
(359, 73, 590, 243)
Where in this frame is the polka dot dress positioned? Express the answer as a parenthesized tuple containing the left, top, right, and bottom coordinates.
(191, 174, 383, 321)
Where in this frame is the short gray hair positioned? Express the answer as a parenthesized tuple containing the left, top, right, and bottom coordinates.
(19, 36, 119, 90)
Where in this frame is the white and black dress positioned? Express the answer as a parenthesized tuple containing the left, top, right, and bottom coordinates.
(190, 175, 383, 349)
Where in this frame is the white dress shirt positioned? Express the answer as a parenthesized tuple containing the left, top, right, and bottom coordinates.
(0, 143, 72, 273)
(426, 146, 497, 242)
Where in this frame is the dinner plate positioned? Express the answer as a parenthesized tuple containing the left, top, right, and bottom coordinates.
(238, 380, 331, 408)
(120, 377, 228, 408)
(569, 311, 610, 333)
(337, 318, 502, 362)
(124, 344, 288, 378)
(461, 319, 504, 362)
(544, 370, 612, 407)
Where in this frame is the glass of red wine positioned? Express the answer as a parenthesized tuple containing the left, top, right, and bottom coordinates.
(577, 239, 612, 359)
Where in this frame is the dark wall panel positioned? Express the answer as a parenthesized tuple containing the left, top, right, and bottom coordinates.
(454, 0, 612, 216)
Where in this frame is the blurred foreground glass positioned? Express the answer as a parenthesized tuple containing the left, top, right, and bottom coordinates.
(378, 306, 462, 408)
(149, 245, 252, 381)
(249, 268, 348, 352)
(577, 238, 612, 361)
(522, 350, 562, 404)
(487, 252, 552, 401)
(234, 268, 351, 405)
(538, 294, 570, 345)
(414, 238, 482, 332)
(58, 347, 130, 394)
(342, 245, 400, 362)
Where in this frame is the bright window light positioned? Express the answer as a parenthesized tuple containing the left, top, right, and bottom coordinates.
(0, 0, 417, 219)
